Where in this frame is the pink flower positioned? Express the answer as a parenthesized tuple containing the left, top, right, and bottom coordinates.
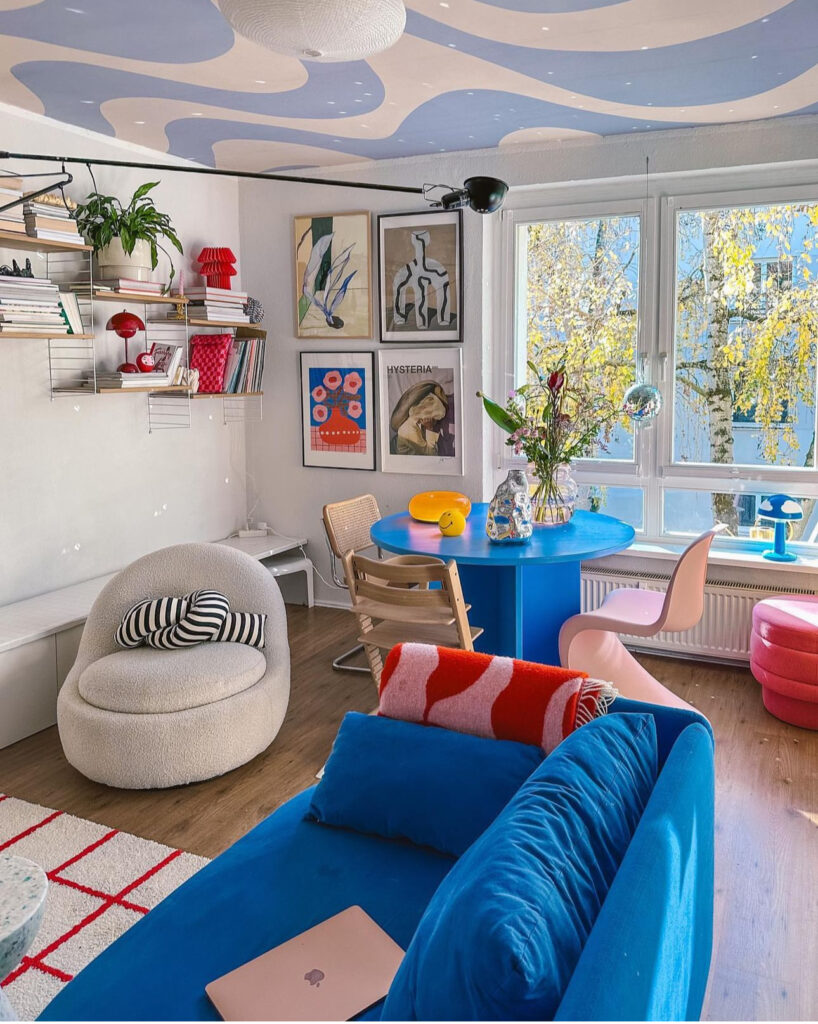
(343, 371, 363, 395)
(347, 400, 363, 419)
(311, 385, 327, 402)
(313, 404, 328, 423)
(323, 370, 343, 390)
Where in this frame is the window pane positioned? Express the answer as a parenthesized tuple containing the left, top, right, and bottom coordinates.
(518, 214, 640, 460)
(577, 485, 644, 531)
(674, 202, 818, 488)
(663, 489, 818, 545)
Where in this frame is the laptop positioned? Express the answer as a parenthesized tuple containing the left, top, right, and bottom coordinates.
(205, 906, 405, 1021)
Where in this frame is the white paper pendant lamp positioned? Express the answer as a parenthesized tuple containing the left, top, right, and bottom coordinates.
(218, 0, 406, 62)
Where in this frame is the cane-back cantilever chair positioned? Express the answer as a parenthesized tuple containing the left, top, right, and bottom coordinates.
(322, 494, 394, 674)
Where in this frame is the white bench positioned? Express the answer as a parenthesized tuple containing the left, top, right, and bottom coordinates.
(0, 534, 312, 749)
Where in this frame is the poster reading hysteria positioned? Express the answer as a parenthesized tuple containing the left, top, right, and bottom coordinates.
(378, 348, 463, 474)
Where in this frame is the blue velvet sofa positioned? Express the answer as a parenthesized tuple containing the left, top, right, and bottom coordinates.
(40, 697, 714, 1022)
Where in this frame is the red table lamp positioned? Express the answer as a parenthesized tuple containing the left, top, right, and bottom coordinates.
(106, 310, 146, 373)
(197, 246, 237, 290)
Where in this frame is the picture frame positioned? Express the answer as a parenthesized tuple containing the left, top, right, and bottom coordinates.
(300, 351, 376, 470)
(378, 209, 463, 343)
(294, 211, 372, 339)
(378, 347, 463, 475)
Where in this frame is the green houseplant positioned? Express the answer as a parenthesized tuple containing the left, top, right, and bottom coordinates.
(74, 182, 183, 288)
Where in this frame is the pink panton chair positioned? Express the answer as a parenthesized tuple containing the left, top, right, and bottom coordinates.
(559, 525, 726, 711)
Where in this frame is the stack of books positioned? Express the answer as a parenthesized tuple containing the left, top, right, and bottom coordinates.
(223, 334, 266, 394)
(180, 286, 249, 323)
(85, 370, 176, 391)
(97, 278, 166, 296)
(0, 274, 77, 334)
(24, 196, 81, 244)
(0, 176, 26, 235)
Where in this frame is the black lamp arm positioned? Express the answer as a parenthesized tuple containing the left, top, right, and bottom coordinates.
(0, 150, 424, 197)
(0, 165, 74, 214)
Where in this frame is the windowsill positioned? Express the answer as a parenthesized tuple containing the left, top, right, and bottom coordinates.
(587, 539, 818, 576)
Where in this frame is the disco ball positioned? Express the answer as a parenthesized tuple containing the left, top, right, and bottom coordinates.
(623, 382, 663, 423)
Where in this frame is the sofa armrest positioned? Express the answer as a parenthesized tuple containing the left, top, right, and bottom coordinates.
(555, 721, 714, 1022)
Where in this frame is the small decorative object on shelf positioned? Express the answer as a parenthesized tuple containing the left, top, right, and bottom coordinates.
(136, 342, 156, 373)
(245, 296, 264, 323)
(106, 310, 146, 373)
(479, 364, 620, 527)
(197, 247, 237, 290)
(759, 494, 803, 562)
(408, 491, 472, 523)
(486, 469, 534, 543)
(189, 333, 233, 393)
(438, 508, 467, 537)
(622, 381, 663, 424)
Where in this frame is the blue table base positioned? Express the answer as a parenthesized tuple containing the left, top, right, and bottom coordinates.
(459, 561, 580, 665)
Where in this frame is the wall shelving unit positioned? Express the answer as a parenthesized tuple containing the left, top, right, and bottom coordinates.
(1, 231, 264, 429)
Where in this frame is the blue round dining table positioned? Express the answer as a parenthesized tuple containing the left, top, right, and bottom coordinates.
(371, 503, 635, 666)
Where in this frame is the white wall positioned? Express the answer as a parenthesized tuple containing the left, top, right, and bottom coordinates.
(239, 113, 818, 607)
(0, 105, 248, 605)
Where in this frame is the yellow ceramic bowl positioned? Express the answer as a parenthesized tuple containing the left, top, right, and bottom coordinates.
(439, 509, 467, 537)
(409, 491, 472, 523)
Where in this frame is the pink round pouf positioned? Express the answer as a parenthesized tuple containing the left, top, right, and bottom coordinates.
(751, 595, 818, 729)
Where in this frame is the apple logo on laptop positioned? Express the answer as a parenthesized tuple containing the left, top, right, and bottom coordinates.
(304, 969, 325, 988)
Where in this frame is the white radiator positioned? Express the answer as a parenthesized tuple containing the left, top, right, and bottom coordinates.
(581, 568, 818, 664)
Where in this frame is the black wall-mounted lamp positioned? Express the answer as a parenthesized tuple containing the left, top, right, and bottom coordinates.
(0, 151, 510, 214)
(426, 176, 509, 214)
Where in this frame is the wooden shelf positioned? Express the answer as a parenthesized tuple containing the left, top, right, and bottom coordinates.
(96, 385, 191, 395)
(0, 229, 91, 253)
(192, 391, 263, 399)
(0, 331, 94, 340)
(92, 290, 187, 305)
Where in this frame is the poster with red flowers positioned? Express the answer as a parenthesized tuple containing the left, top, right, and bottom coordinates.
(300, 351, 375, 470)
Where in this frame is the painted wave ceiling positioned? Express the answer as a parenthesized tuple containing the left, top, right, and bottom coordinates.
(0, 0, 816, 171)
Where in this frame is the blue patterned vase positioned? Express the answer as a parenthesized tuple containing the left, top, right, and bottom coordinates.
(486, 469, 533, 543)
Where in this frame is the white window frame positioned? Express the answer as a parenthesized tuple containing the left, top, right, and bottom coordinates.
(499, 180, 818, 546)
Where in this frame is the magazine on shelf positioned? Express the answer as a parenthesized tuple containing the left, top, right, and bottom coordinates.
(58, 291, 85, 334)
(151, 343, 184, 379)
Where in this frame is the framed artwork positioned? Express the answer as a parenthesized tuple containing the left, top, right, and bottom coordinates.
(300, 351, 376, 470)
(378, 348, 463, 475)
(378, 210, 462, 343)
(294, 212, 372, 339)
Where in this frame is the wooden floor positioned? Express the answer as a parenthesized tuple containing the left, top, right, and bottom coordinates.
(0, 605, 816, 1020)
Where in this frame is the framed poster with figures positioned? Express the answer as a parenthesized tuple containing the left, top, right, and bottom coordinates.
(378, 210, 462, 343)
(300, 351, 376, 470)
(378, 348, 463, 475)
(295, 212, 372, 339)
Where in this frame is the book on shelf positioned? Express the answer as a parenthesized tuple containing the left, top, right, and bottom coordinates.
(0, 322, 69, 334)
(185, 287, 248, 302)
(90, 371, 174, 389)
(24, 214, 80, 235)
(222, 335, 265, 394)
(0, 218, 26, 234)
(24, 229, 84, 243)
(59, 291, 84, 334)
(188, 306, 250, 321)
(0, 176, 24, 192)
(151, 343, 184, 380)
(97, 278, 166, 294)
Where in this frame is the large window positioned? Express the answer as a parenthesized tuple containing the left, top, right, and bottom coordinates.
(508, 190, 818, 551)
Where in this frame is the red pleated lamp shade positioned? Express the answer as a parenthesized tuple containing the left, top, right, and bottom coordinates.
(196, 246, 237, 290)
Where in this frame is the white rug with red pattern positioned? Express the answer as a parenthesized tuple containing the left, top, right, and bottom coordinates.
(0, 794, 209, 1021)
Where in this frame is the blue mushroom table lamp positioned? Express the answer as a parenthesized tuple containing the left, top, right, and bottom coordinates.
(759, 494, 802, 562)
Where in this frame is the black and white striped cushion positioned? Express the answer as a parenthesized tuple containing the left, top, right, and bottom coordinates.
(115, 590, 266, 651)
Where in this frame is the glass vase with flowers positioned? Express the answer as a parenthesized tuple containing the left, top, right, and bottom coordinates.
(479, 364, 620, 525)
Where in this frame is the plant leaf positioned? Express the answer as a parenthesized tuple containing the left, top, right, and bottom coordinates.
(481, 394, 518, 433)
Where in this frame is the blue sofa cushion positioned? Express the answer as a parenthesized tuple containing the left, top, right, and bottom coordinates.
(381, 712, 659, 1021)
(306, 712, 544, 857)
